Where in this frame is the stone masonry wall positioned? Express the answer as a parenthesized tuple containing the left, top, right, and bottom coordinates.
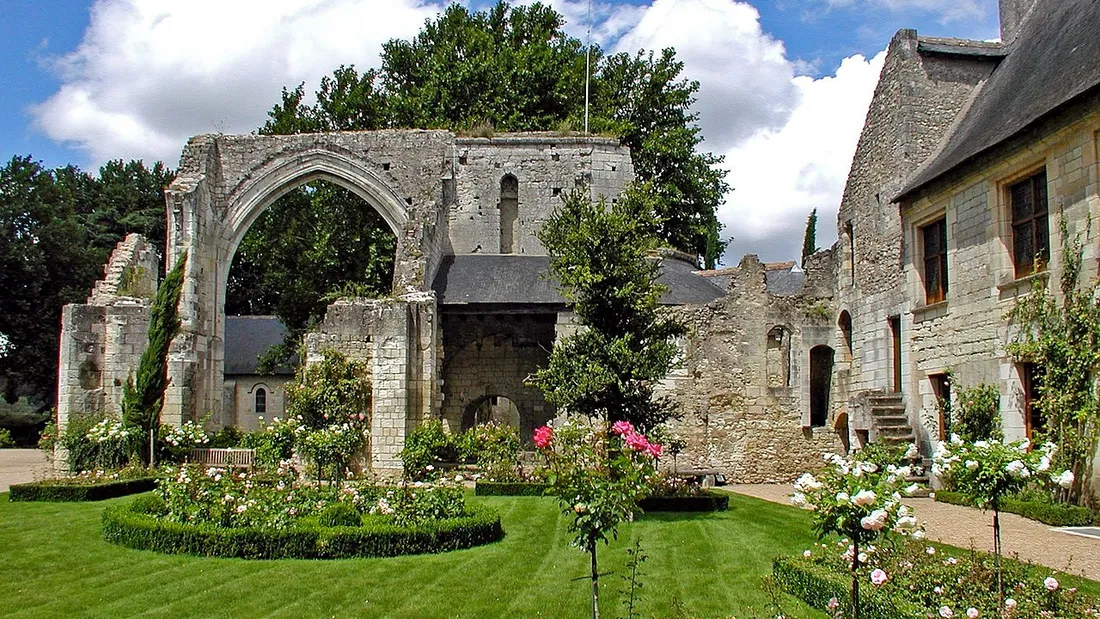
(901, 106, 1100, 496)
(658, 253, 847, 483)
(834, 29, 999, 438)
(303, 293, 439, 474)
(449, 136, 634, 255)
(439, 312, 556, 443)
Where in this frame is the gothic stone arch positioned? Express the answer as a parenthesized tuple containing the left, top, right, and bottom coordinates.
(162, 131, 454, 429)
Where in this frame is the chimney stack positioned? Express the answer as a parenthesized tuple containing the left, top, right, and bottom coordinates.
(999, 0, 1038, 42)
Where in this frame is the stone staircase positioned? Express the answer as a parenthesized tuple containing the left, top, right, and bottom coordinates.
(869, 393, 931, 496)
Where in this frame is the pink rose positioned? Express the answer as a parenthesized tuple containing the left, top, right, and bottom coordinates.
(646, 442, 663, 458)
(870, 569, 888, 586)
(1044, 576, 1059, 591)
(624, 431, 649, 452)
(533, 426, 554, 449)
(611, 420, 634, 436)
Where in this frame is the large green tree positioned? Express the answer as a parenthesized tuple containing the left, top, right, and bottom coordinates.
(0, 156, 172, 408)
(534, 184, 686, 431)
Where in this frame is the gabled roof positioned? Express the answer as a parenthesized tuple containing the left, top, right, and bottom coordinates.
(432, 254, 726, 307)
(897, 0, 1100, 201)
(224, 316, 294, 375)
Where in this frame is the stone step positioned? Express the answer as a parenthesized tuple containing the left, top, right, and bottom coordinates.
(868, 394, 904, 406)
(870, 405, 907, 415)
(877, 435, 915, 444)
(876, 425, 914, 436)
(871, 414, 909, 426)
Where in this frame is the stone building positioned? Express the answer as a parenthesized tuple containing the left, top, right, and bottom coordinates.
(834, 0, 1100, 492)
(221, 316, 293, 432)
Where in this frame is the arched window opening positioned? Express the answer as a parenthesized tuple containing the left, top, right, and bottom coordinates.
(809, 345, 835, 427)
(838, 311, 853, 360)
(461, 395, 521, 432)
(255, 388, 267, 415)
(499, 174, 519, 254)
(766, 326, 790, 388)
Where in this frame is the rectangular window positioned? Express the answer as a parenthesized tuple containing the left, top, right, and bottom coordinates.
(922, 218, 948, 304)
(1010, 171, 1049, 278)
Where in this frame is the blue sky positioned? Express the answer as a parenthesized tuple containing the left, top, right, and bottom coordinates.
(0, 0, 1001, 263)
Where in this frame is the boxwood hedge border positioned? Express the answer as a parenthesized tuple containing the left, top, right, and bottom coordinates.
(639, 491, 729, 512)
(8, 478, 157, 502)
(102, 500, 505, 559)
(934, 490, 1095, 526)
(772, 556, 924, 619)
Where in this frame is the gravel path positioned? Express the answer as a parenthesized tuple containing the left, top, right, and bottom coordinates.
(728, 483, 1100, 581)
(0, 449, 51, 493)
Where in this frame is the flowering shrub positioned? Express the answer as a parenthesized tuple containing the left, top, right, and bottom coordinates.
(159, 420, 209, 462)
(82, 417, 134, 470)
(793, 538, 1100, 618)
(933, 436, 1075, 604)
(242, 416, 300, 467)
(297, 422, 367, 483)
(535, 419, 659, 618)
(791, 449, 924, 618)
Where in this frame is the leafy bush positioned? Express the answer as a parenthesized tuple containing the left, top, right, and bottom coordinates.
(240, 418, 298, 468)
(102, 500, 504, 559)
(934, 490, 1095, 526)
(209, 426, 244, 448)
(131, 493, 169, 516)
(319, 503, 362, 527)
(952, 383, 1002, 442)
(781, 538, 1100, 618)
(59, 413, 136, 472)
(401, 420, 459, 479)
(9, 476, 156, 502)
(158, 421, 209, 462)
(465, 422, 523, 481)
(0, 428, 14, 448)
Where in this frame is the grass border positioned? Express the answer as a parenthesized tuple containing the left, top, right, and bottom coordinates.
(9, 478, 157, 502)
(102, 499, 505, 559)
(934, 490, 1095, 526)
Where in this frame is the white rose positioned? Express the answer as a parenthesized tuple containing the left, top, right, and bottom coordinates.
(852, 489, 877, 507)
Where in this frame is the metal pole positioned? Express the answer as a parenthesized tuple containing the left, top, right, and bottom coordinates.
(584, 0, 592, 135)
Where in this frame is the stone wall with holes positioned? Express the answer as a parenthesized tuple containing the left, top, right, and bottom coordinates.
(448, 136, 634, 255)
(654, 252, 849, 483)
(439, 312, 556, 443)
(55, 234, 159, 470)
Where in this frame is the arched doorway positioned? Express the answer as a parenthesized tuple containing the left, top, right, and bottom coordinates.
(462, 395, 522, 431)
(809, 345, 835, 427)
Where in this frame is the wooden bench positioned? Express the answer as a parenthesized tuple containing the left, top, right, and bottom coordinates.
(673, 469, 726, 488)
(188, 448, 255, 471)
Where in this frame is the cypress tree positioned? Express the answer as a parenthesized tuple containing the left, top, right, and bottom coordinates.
(801, 208, 818, 266)
(121, 252, 187, 456)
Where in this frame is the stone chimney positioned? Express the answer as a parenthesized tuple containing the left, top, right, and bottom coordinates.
(999, 0, 1038, 42)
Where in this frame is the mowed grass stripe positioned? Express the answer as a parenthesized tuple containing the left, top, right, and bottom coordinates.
(0, 491, 840, 617)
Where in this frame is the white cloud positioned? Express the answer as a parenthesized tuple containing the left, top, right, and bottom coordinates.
(613, 0, 799, 151)
(31, 0, 441, 168)
(718, 51, 886, 263)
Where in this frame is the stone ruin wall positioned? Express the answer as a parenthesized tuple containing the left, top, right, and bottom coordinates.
(657, 251, 847, 483)
(302, 293, 440, 475)
(56, 234, 160, 465)
(448, 135, 634, 255)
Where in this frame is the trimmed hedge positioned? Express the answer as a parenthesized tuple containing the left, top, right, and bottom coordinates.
(934, 490, 1095, 526)
(474, 481, 551, 496)
(102, 499, 504, 559)
(639, 491, 729, 512)
(772, 556, 924, 619)
(9, 477, 157, 502)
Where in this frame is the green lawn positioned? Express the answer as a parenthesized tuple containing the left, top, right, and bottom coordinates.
(0, 491, 827, 618)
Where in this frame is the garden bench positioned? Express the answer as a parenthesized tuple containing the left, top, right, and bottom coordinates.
(673, 469, 725, 488)
(188, 448, 255, 471)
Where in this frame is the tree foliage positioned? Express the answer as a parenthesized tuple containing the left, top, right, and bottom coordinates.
(0, 156, 171, 407)
(801, 208, 817, 265)
(534, 185, 686, 431)
(1006, 216, 1100, 504)
(121, 252, 186, 450)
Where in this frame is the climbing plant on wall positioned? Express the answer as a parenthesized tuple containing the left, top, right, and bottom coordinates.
(1007, 216, 1100, 504)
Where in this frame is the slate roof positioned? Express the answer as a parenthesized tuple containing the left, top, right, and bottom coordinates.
(764, 267, 806, 296)
(898, 0, 1100, 201)
(224, 316, 294, 375)
(432, 254, 726, 306)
